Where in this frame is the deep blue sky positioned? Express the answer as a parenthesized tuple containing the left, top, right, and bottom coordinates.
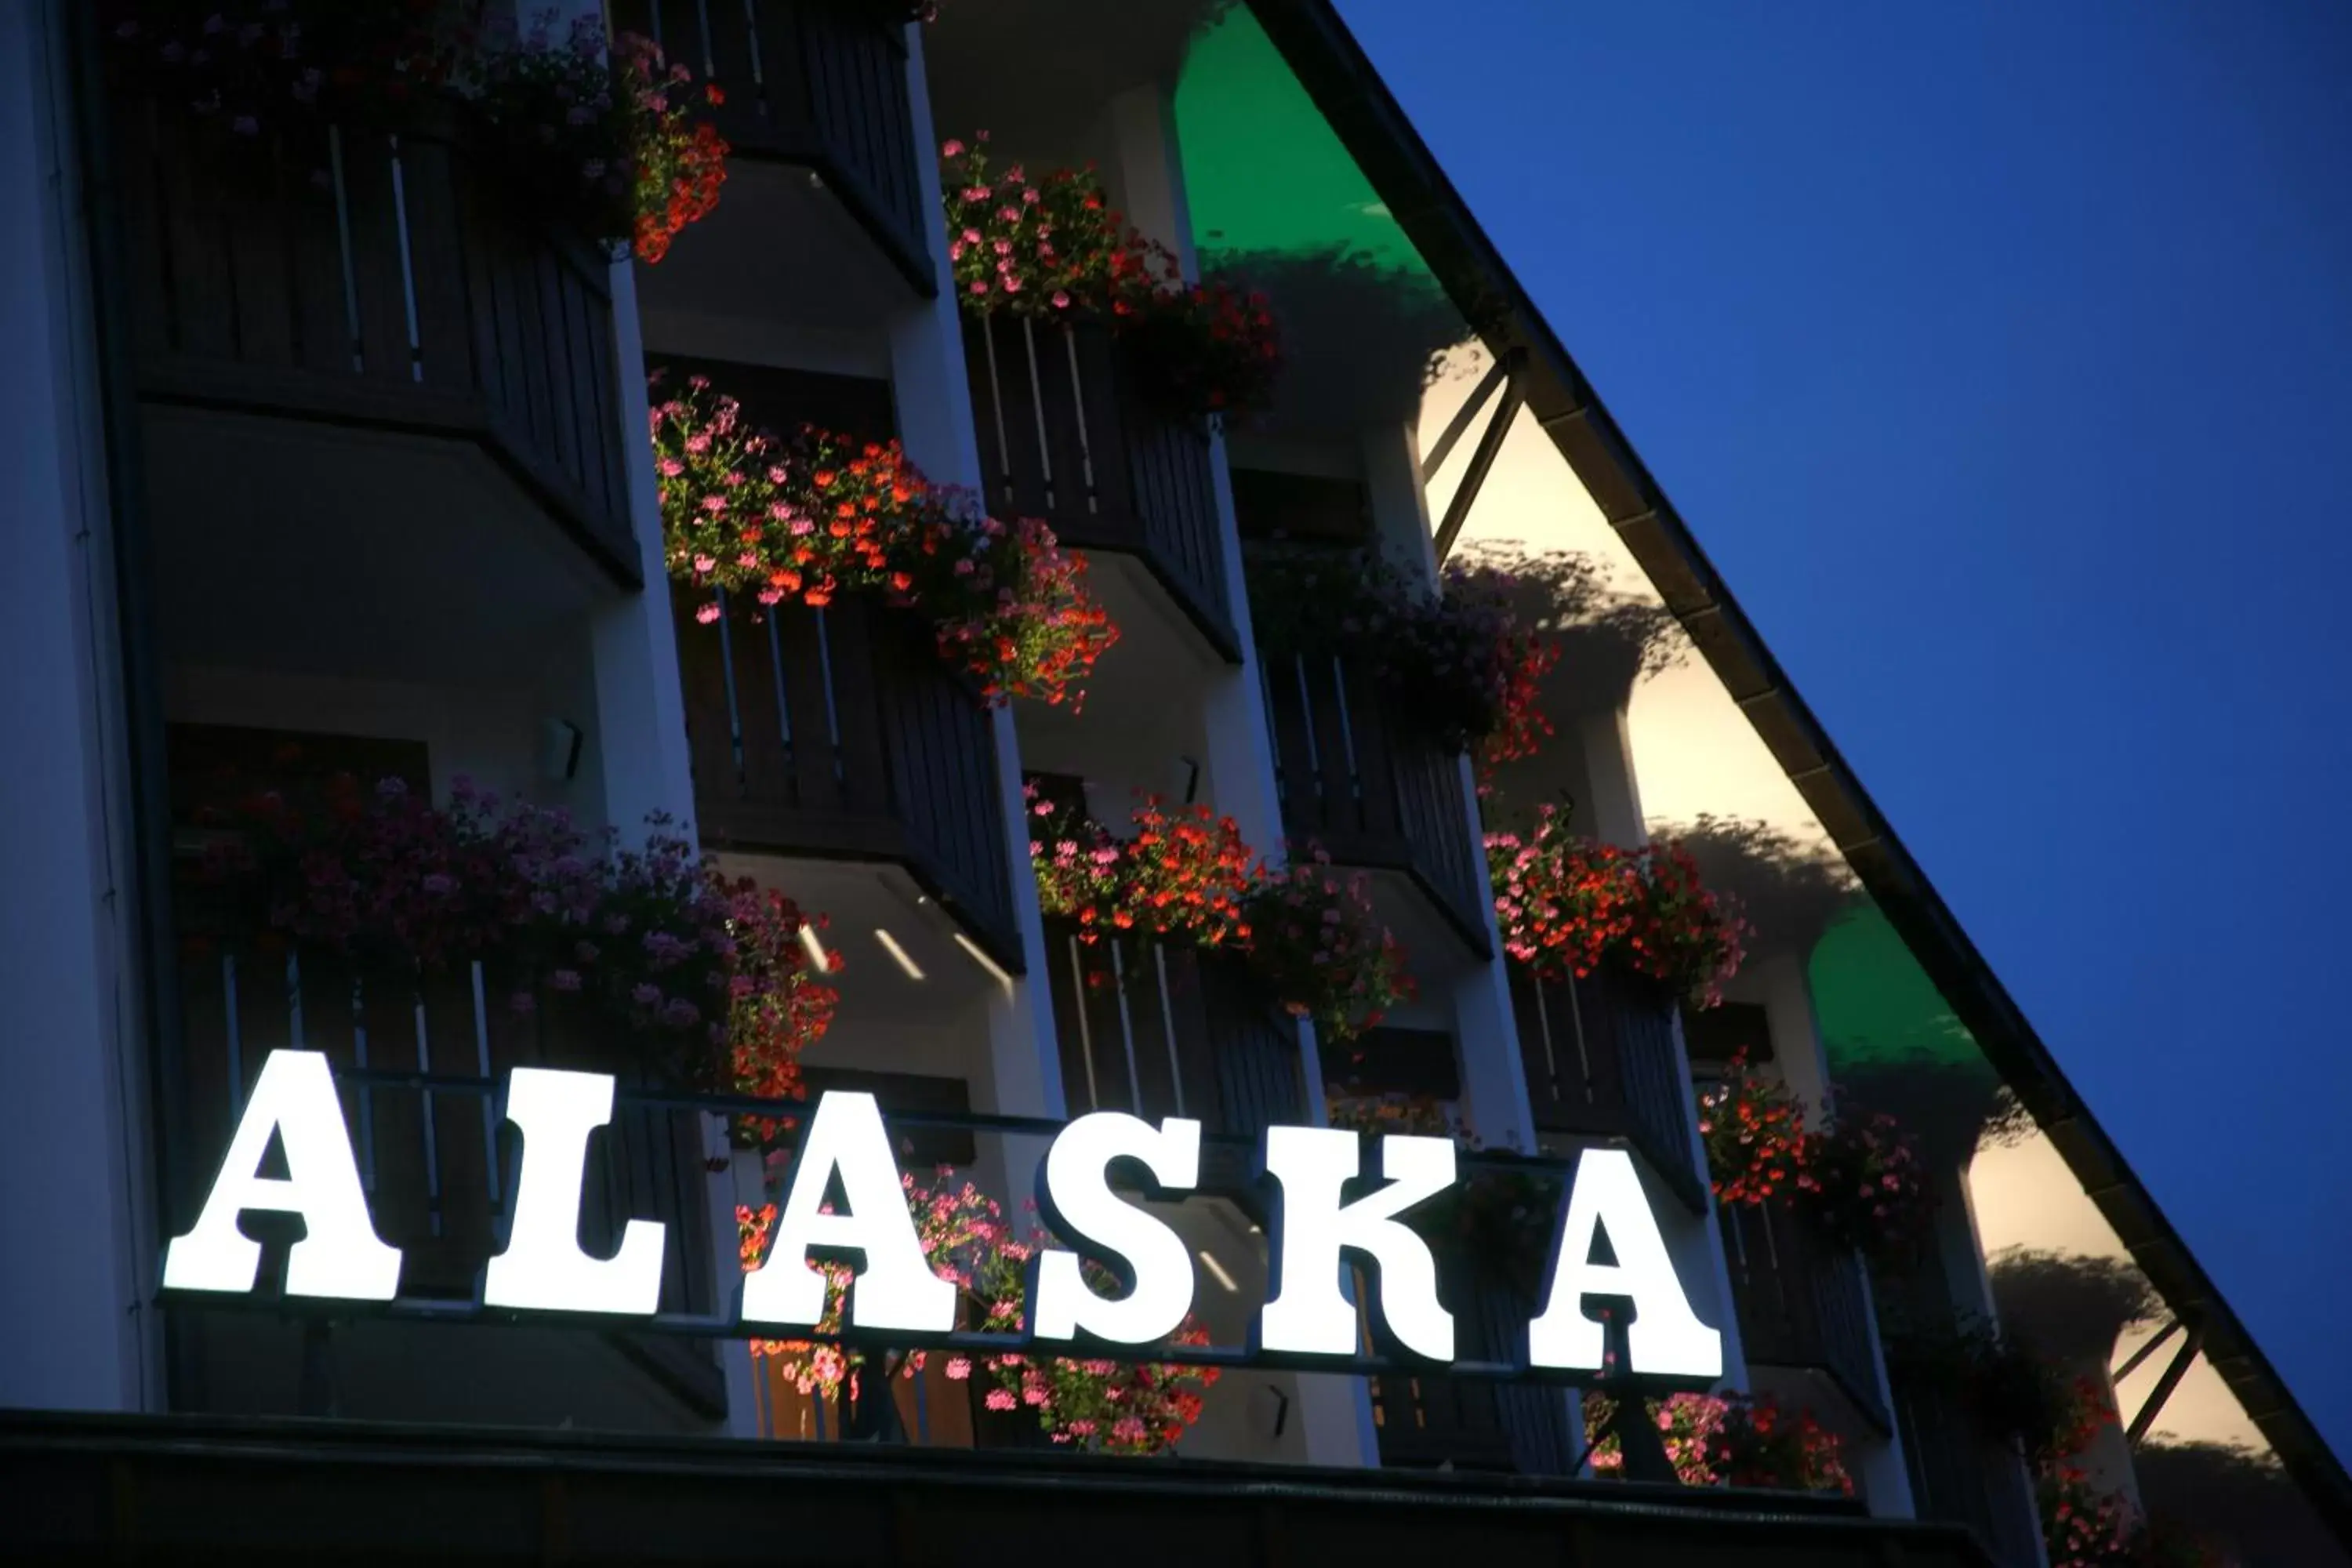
(1335, 0, 2352, 1457)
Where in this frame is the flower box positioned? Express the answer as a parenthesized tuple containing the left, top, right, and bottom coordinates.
(672, 587, 1023, 971)
(964, 314, 1236, 657)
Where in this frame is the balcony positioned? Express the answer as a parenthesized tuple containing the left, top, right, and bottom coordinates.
(164, 931, 724, 1421)
(114, 97, 637, 586)
(1369, 1270, 1577, 1477)
(612, 0, 931, 293)
(672, 588, 1022, 972)
(1041, 920, 1306, 1188)
(1893, 1379, 2046, 1567)
(1720, 1201, 1890, 1433)
(966, 316, 1238, 659)
(1508, 967, 1707, 1210)
(1258, 651, 1490, 956)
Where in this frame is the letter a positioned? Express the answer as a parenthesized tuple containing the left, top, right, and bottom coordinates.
(162, 1049, 402, 1300)
(1527, 1148, 1722, 1377)
(740, 1091, 953, 1334)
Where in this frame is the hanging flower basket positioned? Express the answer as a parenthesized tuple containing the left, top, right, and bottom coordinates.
(1584, 1391, 1853, 1494)
(1486, 803, 1748, 1007)
(651, 370, 1116, 708)
(738, 1173, 1218, 1454)
(1028, 790, 1412, 1041)
(941, 133, 1283, 424)
(193, 772, 835, 1118)
(1697, 1051, 1937, 1265)
(1247, 544, 1559, 768)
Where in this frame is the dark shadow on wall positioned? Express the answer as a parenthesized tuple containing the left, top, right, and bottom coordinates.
(1206, 245, 1469, 430)
(1653, 813, 1858, 963)
(1833, 1052, 2033, 1173)
(2134, 1439, 2352, 1567)
(1984, 1248, 2161, 1367)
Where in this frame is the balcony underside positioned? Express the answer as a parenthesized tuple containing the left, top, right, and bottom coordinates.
(0, 1410, 1994, 1566)
(143, 406, 627, 685)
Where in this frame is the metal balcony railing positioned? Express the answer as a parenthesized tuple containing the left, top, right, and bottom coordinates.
(1720, 1200, 1890, 1432)
(1258, 650, 1490, 957)
(1509, 965, 1708, 1210)
(612, 0, 931, 291)
(966, 315, 1237, 657)
(1042, 921, 1305, 1191)
(166, 936, 724, 1412)
(113, 99, 636, 579)
(673, 588, 1022, 971)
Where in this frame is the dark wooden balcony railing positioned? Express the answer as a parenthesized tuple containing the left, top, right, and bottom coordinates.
(672, 589, 1022, 972)
(112, 100, 636, 580)
(170, 937, 723, 1412)
(1260, 651, 1491, 956)
(1042, 921, 1305, 1188)
(1508, 966, 1706, 1210)
(1893, 1379, 2046, 1567)
(613, 0, 931, 292)
(1720, 1201, 1890, 1432)
(966, 315, 1237, 657)
(1370, 1267, 1576, 1476)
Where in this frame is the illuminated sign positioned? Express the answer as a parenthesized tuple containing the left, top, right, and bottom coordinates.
(164, 1051, 1722, 1380)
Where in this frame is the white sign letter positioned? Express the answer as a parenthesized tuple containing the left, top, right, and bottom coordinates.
(1032, 1112, 1200, 1345)
(1527, 1148, 1722, 1377)
(162, 1049, 402, 1300)
(740, 1091, 953, 1334)
(483, 1068, 667, 1316)
(1258, 1126, 1455, 1361)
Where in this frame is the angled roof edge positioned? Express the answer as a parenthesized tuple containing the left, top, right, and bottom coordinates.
(1243, 0, 2352, 1540)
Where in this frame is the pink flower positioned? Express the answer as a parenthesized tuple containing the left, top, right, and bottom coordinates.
(945, 1356, 971, 1381)
(984, 1388, 1016, 1411)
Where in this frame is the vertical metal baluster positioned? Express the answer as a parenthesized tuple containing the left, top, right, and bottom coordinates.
(980, 314, 1014, 507)
(414, 985, 443, 1238)
(913, 1360, 931, 1444)
(1020, 317, 1056, 512)
(286, 949, 305, 1050)
(352, 974, 376, 1192)
(714, 586, 748, 779)
(742, 0, 768, 107)
(1290, 655, 1323, 811)
(1529, 973, 1560, 1111)
(1061, 325, 1099, 513)
(327, 126, 363, 373)
(1109, 942, 1144, 1112)
(1563, 972, 1597, 1105)
(1065, 933, 1102, 1112)
(386, 137, 423, 382)
(1152, 945, 1186, 1120)
(813, 605, 845, 785)
(1329, 657, 1365, 811)
(691, 0, 719, 75)
(223, 953, 244, 1116)
(470, 961, 499, 1207)
(764, 612, 795, 793)
(1259, 659, 1287, 809)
